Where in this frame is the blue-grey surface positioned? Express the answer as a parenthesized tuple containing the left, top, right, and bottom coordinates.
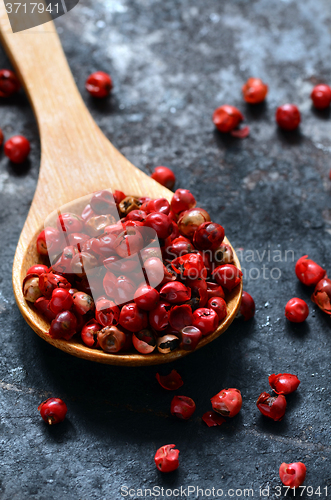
(1, 0, 331, 498)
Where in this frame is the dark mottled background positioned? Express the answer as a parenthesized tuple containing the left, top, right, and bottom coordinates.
(1, 0, 331, 498)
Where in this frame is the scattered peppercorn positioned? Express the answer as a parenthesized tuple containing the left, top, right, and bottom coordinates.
(4, 135, 30, 163)
(242, 78, 268, 104)
(285, 298, 309, 323)
(85, 71, 113, 98)
(279, 462, 306, 488)
(38, 397, 67, 425)
(311, 84, 331, 109)
(212, 105, 244, 133)
(275, 104, 301, 131)
(151, 166, 176, 189)
(154, 444, 179, 473)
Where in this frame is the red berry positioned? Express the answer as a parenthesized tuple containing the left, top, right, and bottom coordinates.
(146, 198, 170, 215)
(57, 213, 84, 234)
(156, 369, 183, 390)
(171, 253, 207, 280)
(170, 395, 196, 420)
(239, 291, 255, 320)
(311, 278, 331, 314)
(202, 411, 226, 427)
(279, 462, 306, 488)
(311, 84, 331, 109)
(154, 444, 179, 473)
(149, 301, 171, 331)
(97, 325, 126, 353)
(90, 190, 115, 214)
(115, 275, 137, 305)
(26, 264, 49, 276)
(81, 319, 101, 348)
(49, 310, 78, 340)
(295, 255, 326, 286)
(125, 209, 147, 222)
(49, 288, 73, 314)
(38, 398, 67, 425)
(36, 227, 63, 256)
(242, 78, 268, 104)
(72, 291, 94, 315)
(169, 304, 193, 331)
(34, 297, 57, 321)
(113, 228, 144, 258)
(132, 329, 156, 354)
(143, 212, 173, 239)
(38, 272, 71, 298)
(180, 325, 202, 350)
(192, 307, 218, 336)
(212, 105, 244, 133)
(269, 373, 300, 395)
(206, 282, 225, 301)
(170, 189, 196, 214)
(85, 71, 112, 98)
(207, 296, 227, 321)
(160, 281, 191, 304)
(113, 190, 126, 205)
(285, 298, 309, 323)
(211, 388, 242, 417)
(95, 298, 119, 327)
(213, 264, 243, 291)
(193, 222, 225, 250)
(276, 104, 301, 131)
(177, 207, 211, 238)
(151, 166, 176, 189)
(4, 135, 30, 163)
(256, 392, 287, 421)
(134, 284, 159, 311)
(0, 69, 20, 97)
(22, 275, 42, 303)
(119, 303, 148, 332)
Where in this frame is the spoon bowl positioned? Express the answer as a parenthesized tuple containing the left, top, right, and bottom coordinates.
(1, 8, 242, 365)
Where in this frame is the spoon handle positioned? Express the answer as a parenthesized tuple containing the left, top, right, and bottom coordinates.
(0, 10, 91, 140)
(0, 6, 153, 221)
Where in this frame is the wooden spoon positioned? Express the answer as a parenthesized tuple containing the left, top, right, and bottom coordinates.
(1, 10, 242, 365)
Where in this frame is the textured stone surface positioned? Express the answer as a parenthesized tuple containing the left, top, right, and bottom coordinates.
(1, 0, 331, 498)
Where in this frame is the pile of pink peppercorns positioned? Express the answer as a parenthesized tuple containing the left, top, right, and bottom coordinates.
(23, 185, 245, 355)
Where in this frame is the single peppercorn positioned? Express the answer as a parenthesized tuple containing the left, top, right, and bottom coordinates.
(285, 298, 309, 323)
(38, 398, 67, 425)
(279, 462, 306, 488)
(4, 135, 30, 163)
(170, 395, 196, 420)
(85, 71, 113, 98)
(151, 166, 176, 189)
(242, 77, 268, 104)
(311, 84, 331, 109)
(211, 388, 242, 417)
(154, 444, 179, 473)
(212, 105, 244, 133)
(0, 69, 21, 97)
(275, 104, 301, 131)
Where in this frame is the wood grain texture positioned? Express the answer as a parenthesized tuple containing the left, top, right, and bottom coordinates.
(0, 6, 242, 365)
